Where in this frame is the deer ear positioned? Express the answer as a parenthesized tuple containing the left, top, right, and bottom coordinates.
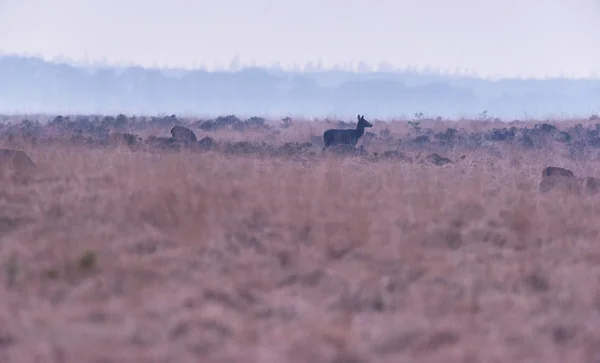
(357, 114, 360, 120)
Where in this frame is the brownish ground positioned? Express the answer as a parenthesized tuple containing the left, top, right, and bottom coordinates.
(1, 118, 600, 363)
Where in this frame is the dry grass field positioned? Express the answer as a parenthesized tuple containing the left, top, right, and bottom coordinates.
(1, 115, 600, 362)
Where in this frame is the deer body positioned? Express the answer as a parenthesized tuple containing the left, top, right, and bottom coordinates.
(171, 125, 197, 143)
(323, 114, 373, 148)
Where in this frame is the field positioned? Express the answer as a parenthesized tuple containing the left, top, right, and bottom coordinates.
(1, 114, 600, 362)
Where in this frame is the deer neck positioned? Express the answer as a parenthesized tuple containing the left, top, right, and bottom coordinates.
(355, 125, 366, 137)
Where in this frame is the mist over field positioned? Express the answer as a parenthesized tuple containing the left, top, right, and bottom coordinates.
(2, 55, 600, 119)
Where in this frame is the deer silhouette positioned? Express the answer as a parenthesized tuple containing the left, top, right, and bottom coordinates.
(322, 114, 373, 150)
(171, 125, 197, 143)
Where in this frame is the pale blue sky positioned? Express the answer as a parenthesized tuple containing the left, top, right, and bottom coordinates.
(1, 0, 599, 78)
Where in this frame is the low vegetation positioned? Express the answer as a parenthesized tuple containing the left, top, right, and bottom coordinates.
(0, 113, 600, 362)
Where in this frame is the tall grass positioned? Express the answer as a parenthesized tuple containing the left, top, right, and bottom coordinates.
(0, 126, 599, 362)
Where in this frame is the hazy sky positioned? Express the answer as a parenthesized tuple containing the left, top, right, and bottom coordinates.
(1, 0, 599, 78)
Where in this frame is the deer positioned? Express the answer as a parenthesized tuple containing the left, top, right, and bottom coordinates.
(170, 125, 197, 143)
(322, 114, 373, 151)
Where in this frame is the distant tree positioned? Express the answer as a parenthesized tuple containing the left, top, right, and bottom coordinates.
(376, 61, 395, 72)
(228, 55, 242, 72)
(315, 59, 323, 70)
(357, 61, 371, 73)
(303, 61, 317, 72)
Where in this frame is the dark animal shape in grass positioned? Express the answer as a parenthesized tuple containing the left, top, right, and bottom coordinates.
(580, 176, 600, 196)
(323, 114, 373, 150)
(197, 136, 215, 151)
(424, 153, 452, 166)
(538, 166, 600, 196)
(542, 166, 574, 178)
(539, 166, 579, 195)
(170, 125, 197, 143)
(0, 149, 35, 179)
(0, 149, 35, 169)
